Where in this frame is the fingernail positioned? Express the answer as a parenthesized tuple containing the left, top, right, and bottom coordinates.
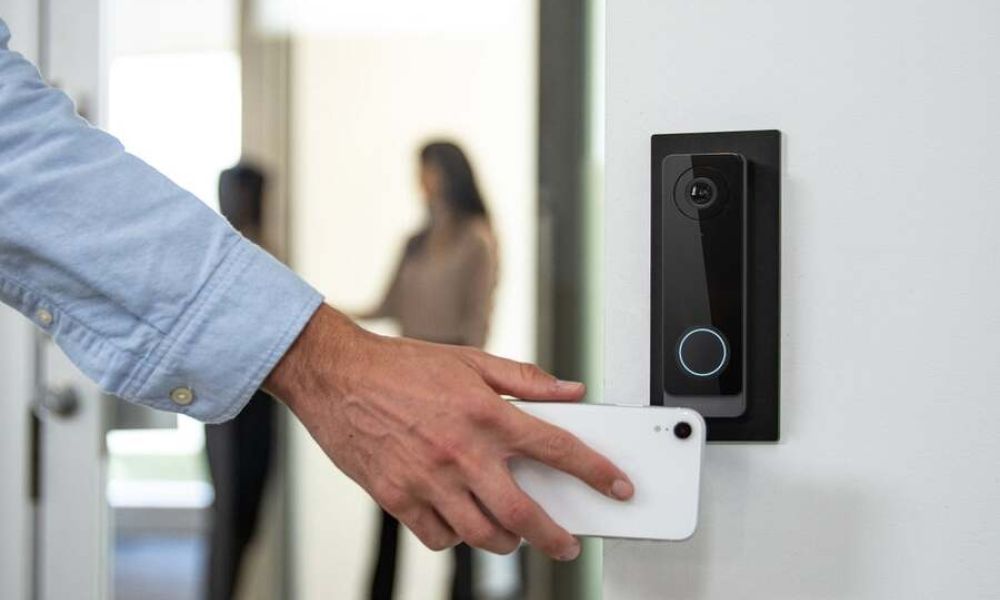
(555, 379, 584, 391)
(559, 540, 581, 561)
(611, 479, 634, 500)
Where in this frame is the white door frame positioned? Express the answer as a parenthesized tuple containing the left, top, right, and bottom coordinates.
(37, 0, 110, 595)
(0, 0, 110, 598)
(0, 308, 33, 600)
(0, 0, 41, 595)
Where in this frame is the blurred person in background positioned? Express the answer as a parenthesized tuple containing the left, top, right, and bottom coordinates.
(358, 141, 499, 600)
(205, 163, 276, 600)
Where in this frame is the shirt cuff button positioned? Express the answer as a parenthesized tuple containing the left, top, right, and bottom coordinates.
(170, 387, 195, 406)
(35, 308, 53, 327)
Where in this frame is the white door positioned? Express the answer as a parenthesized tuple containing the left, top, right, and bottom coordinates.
(0, 307, 34, 600)
(0, 2, 41, 596)
(33, 337, 109, 600)
(0, 0, 110, 598)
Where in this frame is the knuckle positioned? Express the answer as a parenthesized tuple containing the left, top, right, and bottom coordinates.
(542, 430, 576, 462)
(376, 484, 410, 515)
(542, 538, 567, 558)
(518, 362, 545, 383)
(415, 528, 447, 551)
(501, 498, 533, 529)
(467, 397, 501, 427)
(407, 512, 459, 552)
(463, 524, 498, 548)
(496, 536, 521, 555)
(458, 347, 486, 370)
(426, 533, 457, 552)
(428, 434, 468, 466)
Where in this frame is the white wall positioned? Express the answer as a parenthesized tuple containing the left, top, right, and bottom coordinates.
(287, 4, 537, 598)
(603, 1, 1000, 598)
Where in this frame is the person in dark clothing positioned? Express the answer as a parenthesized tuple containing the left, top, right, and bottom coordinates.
(359, 142, 499, 600)
(204, 164, 276, 600)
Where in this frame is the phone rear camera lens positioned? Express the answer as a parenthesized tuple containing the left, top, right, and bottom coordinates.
(687, 178, 717, 207)
(674, 421, 693, 440)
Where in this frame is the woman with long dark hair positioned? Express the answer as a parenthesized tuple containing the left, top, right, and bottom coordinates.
(360, 141, 499, 599)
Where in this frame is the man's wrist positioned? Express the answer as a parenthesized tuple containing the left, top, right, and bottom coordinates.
(263, 303, 360, 411)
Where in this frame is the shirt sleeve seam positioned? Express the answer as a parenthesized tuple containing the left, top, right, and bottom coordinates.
(207, 293, 320, 423)
(120, 237, 247, 399)
(0, 271, 151, 361)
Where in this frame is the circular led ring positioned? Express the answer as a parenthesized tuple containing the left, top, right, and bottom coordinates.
(677, 327, 728, 377)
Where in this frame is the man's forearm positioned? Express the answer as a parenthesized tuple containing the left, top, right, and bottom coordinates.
(0, 19, 322, 422)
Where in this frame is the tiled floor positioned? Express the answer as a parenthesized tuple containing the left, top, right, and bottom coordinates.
(114, 533, 205, 600)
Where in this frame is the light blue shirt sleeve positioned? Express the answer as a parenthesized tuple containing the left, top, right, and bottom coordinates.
(0, 20, 323, 423)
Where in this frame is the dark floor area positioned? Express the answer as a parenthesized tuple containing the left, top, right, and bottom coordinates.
(114, 532, 205, 600)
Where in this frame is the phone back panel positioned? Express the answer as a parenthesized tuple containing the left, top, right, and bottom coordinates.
(509, 402, 704, 541)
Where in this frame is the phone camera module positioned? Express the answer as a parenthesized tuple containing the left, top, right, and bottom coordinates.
(673, 421, 693, 440)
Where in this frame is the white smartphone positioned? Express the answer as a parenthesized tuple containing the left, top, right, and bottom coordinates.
(509, 402, 704, 541)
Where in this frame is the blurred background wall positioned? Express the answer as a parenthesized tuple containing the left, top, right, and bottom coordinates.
(280, 3, 538, 597)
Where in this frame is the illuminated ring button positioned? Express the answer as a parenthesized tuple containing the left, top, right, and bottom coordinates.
(677, 327, 729, 378)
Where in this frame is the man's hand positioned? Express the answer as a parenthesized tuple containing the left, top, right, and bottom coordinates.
(264, 304, 634, 561)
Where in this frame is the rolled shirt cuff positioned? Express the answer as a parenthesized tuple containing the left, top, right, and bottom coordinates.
(122, 239, 323, 423)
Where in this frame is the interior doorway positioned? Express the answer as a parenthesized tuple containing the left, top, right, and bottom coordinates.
(103, 1, 242, 598)
(278, 2, 539, 597)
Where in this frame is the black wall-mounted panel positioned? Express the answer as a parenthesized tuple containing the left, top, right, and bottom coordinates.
(651, 130, 780, 442)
